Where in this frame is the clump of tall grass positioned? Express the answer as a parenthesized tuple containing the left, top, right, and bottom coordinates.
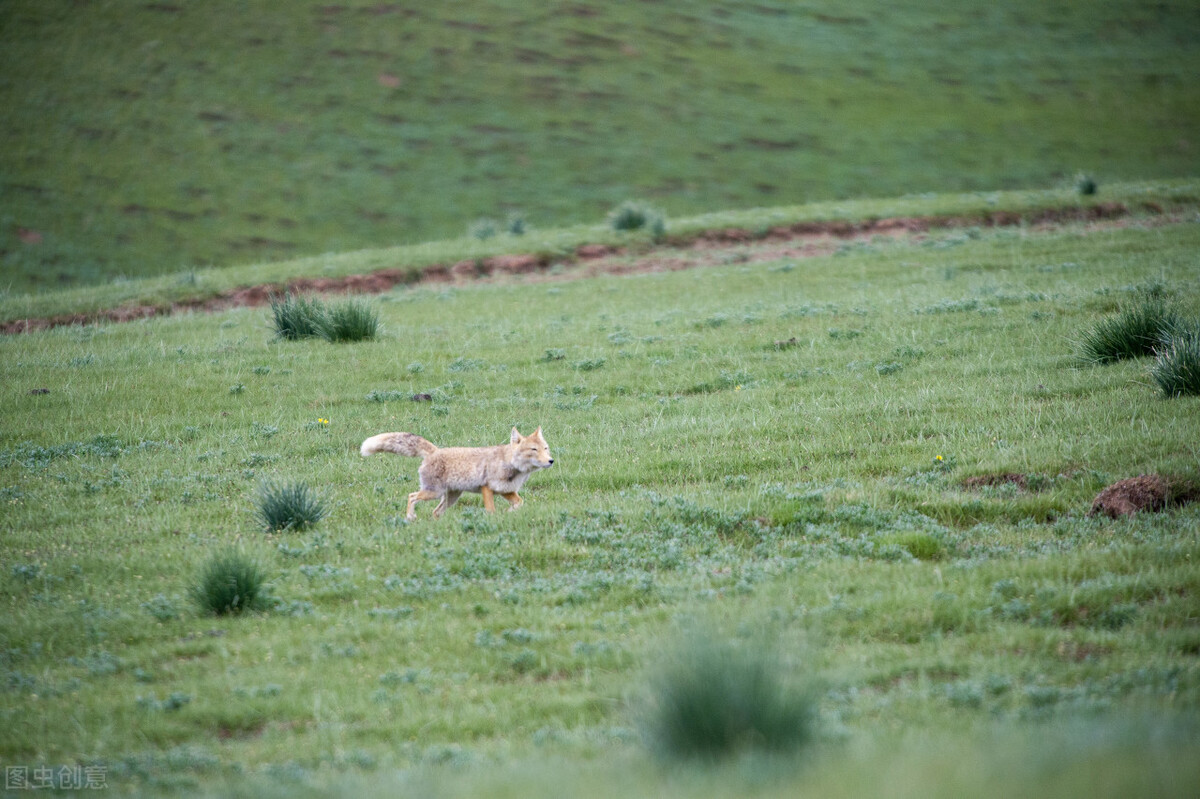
(1075, 173, 1098, 196)
(608, 201, 666, 239)
(1078, 299, 1179, 363)
(270, 294, 378, 342)
(255, 480, 327, 532)
(643, 633, 815, 761)
(191, 551, 269, 616)
(1151, 328, 1200, 396)
(317, 299, 379, 343)
(270, 293, 326, 340)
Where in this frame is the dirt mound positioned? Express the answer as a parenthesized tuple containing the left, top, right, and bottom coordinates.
(1088, 474, 1172, 518)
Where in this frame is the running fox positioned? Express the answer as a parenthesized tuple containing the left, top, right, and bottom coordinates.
(360, 427, 554, 520)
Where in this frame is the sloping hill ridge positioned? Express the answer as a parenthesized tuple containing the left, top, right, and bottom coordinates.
(2, 180, 1198, 333)
(2, 0, 1198, 292)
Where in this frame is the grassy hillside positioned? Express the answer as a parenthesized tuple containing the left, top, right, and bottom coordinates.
(2, 0, 1199, 292)
(2, 193, 1199, 795)
(2, 178, 1197, 326)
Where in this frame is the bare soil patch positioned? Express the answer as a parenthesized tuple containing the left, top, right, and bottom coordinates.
(0, 201, 1182, 335)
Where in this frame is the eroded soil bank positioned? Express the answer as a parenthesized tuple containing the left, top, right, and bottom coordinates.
(0, 201, 1174, 335)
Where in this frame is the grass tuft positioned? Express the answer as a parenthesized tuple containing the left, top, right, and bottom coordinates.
(270, 294, 378, 342)
(255, 480, 327, 532)
(608, 201, 666, 239)
(269, 293, 326, 340)
(644, 633, 815, 761)
(318, 298, 379, 343)
(882, 530, 947, 560)
(1151, 327, 1200, 397)
(468, 218, 498, 241)
(191, 550, 269, 616)
(1078, 299, 1179, 363)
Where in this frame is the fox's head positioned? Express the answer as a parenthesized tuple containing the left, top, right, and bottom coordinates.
(510, 426, 554, 470)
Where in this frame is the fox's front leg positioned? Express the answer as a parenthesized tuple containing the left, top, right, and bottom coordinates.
(481, 485, 496, 512)
(501, 492, 523, 511)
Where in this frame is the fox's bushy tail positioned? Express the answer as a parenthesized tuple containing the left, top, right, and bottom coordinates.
(360, 432, 437, 458)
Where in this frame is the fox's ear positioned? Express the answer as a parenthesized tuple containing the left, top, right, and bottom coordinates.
(533, 426, 544, 439)
(511, 427, 522, 444)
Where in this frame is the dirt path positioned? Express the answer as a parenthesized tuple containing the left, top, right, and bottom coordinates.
(0, 201, 1181, 335)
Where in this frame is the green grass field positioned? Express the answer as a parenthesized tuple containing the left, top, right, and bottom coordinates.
(3, 0, 1199, 292)
(2, 185, 1199, 795)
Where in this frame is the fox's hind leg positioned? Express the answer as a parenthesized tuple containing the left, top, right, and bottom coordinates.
(501, 492, 523, 511)
(406, 489, 441, 520)
(432, 490, 462, 519)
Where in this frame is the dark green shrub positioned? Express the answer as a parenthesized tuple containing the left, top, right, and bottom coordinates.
(1075, 173, 1098, 195)
(270, 294, 326, 340)
(644, 634, 815, 761)
(192, 551, 269, 616)
(318, 299, 379, 343)
(1079, 300, 1179, 363)
(256, 480, 327, 532)
(506, 212, 527, 235)
(609, 201, 665, 239)
(1151, 329, 1200, 396)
